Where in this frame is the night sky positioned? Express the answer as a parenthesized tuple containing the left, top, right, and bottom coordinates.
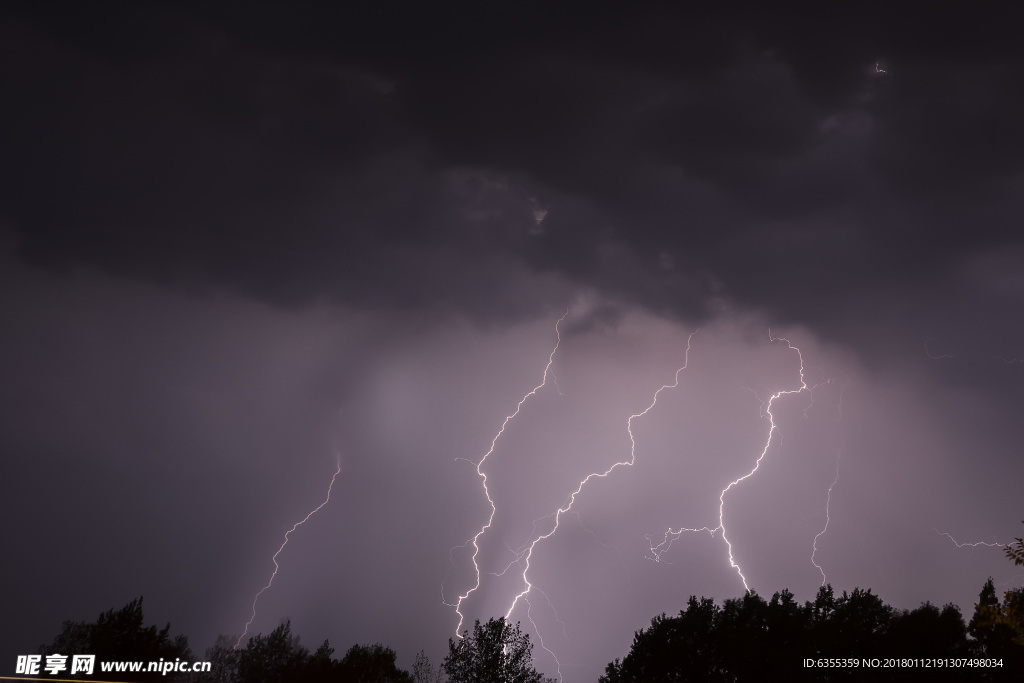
(3, 3, 1023, 681)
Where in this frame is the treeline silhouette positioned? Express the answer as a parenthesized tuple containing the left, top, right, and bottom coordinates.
(34, 602, 548, 682)
(600, 581, 1022, 682)
(35, 540, 1024, 683)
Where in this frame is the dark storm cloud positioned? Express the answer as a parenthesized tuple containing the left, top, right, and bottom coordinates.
(3, 2, 1023, 351)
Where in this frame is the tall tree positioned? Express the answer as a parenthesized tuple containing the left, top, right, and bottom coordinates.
(443, 617, 554, 683)
(968, 521, 1024, 655)
(412, 650, 444, 683)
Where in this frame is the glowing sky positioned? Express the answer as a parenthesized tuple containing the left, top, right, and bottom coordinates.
(2, 4, 1023, 682)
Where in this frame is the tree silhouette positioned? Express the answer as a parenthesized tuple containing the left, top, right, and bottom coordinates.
(203, 621, 412, 683)
(443, 617, 554, 683)
(996, 521, 1024, 645)
(886, 601, 970, 659)
(38, 597, 192, 682)
(600, 585, 999, 682)
(337, 643, 414, 683)
(412, 650, 444, 683)
(203, 621, 309, 683)
(969, 534, 1024, 650)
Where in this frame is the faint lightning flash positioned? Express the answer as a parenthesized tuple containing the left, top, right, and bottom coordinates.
(534, 585, 569, 641)
(649, 332, 812, 592)
(236, 457, 342, 648)
(446, 312, 568, 637)
(812, 450, 841, 586)
(935, 529, 1005, 549)
(501, 331, 700, 641)
(567, 509, 622, 556)
(524, 595, 562, 682)
(925, 339, 1024, 366)
(875, 62, 887, 74)
(810, 380, 848, 585)
(997, 572, 1024, 591)
(925, 339, 953, 360)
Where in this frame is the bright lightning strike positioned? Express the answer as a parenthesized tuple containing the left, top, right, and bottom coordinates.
(720, 333, 811, 589)
(500, 331, 700, 642)
(446, 312, 568, 637)
(649, 331, 814, 592)
(236, 457, 342, 648)
(448, 323, 845, 678)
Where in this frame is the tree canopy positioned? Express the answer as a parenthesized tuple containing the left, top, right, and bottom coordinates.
(203, 621, 412, 683)
(970, 521, 1024, 649)
(38, 597, 192, 682)
(442, 617, 555, 683)
(600, 584, 1021, 682)
(35, 563, 1023, 683)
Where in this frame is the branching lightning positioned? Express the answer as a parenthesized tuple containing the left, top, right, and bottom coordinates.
(447, 322, 848, 679)
(446, 312, 568, 637)
(236, 457, 342, 648)
(509, 330, 699, 599)
(492, 330, 700, 679)
(649, 332, 813, 591)
(524, 595, 562, 682)
(534, 585, 569, 641)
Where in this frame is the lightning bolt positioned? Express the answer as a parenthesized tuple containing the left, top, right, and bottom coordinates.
(875, 61, 887, 74)
(236, 457, 342, 648)
(446, 312, 568, 637)
(481, 330, 700, 682)
(648, 331, 814, 591)
(524, 595, 562, 683)
(719, 333, 811, 589)
(934, 529, 1005, 549)
(809, 378, 848, 585)
(812, 449, 841, 586)
(448, 323, 847, 675)
(802, 376, 841, 419)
